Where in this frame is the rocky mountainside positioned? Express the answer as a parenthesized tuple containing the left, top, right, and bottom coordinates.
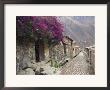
(58, 16, 95, 48)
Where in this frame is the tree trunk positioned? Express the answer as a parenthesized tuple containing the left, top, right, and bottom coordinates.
(35, 38, 45, 62)
(39, 39, 45, 61)
(35, 39, 40, 62)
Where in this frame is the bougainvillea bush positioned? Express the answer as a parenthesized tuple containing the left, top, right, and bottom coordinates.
(16, 16, 64, 45)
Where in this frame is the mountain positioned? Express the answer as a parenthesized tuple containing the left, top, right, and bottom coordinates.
(57, 16, 95, 48)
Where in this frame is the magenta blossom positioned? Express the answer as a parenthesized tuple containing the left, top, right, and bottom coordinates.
(16, 16, 64, 43)
(37, 21, 48, 31)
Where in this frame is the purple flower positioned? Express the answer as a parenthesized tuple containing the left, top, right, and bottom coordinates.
(37, 21, 48, 30)
(16, 16, 64, 42)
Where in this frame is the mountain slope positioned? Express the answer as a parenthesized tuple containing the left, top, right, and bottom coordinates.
(58, 16, 95, 48)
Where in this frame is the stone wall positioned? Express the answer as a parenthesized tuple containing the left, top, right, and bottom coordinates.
(90, 48, 95, 70)
(49, 42, 65, 62)
(48, 36, 81, 63)
(73, 46, 81, 57)
(84, 46, 95, 74)
(16, 41, 36, 74)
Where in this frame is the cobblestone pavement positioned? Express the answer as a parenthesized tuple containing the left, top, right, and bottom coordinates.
(60, 51, 90, 75)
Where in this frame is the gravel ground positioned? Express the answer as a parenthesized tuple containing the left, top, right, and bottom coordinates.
(60, 51, 91, 75)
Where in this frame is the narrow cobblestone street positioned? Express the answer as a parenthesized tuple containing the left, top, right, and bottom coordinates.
(60, 51, 91, 75)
